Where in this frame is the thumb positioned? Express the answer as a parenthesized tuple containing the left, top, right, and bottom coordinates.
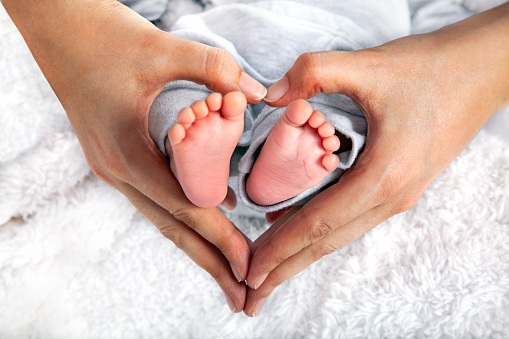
(165, 36, 267, 103)
(263, 50, 368, 107)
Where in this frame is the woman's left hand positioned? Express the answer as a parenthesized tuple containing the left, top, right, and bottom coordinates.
(242, 3, 509, 317)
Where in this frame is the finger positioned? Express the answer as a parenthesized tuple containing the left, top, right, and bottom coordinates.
(251, 207, 301, 254)
(162, 35, 267, 103)
(263, 50, 370, 107)
(265, 206, 296, 225)
(245, 153, 386, 290)
(114, 133, 251, 283)
(118, 182, 247, 313)
(243, 203, 392, 317)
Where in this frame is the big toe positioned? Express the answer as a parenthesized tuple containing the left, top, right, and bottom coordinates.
(283, 99, 313, 127)
(222, 92, 247, 120)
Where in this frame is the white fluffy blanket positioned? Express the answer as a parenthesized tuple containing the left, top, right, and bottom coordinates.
(1, 2, 508, 338)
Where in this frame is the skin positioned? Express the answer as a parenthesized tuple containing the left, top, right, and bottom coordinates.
(243, 3, 509, 317)
(166, 92, 247, 209)
(246, 100, 340, 206)
(1, 0, 270, 313)
(3, 0, 509, 318)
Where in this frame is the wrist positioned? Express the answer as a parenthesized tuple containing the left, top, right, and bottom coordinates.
(432, 3, 509, 115)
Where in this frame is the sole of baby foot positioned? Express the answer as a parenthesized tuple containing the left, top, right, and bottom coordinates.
(246, 99, 340, 206)
(166, 92, 247, 208)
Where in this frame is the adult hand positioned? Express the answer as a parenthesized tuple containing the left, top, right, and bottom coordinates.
(2, 0, 267, 312)
(243, 3, 509, 317)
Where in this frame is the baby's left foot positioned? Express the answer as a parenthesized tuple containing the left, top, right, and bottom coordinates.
(246, 99, 340, 205)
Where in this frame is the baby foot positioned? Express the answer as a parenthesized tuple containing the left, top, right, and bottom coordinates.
(166, 92, 246, 208)
(246, 99, 340, 206)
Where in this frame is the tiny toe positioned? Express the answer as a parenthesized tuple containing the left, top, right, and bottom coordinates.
(322, 154, 340, 172)
(190, 100, 209, 118)
(206, 93, 222, 112)
(222, 91, 247, 120)
(323, 135, 340, 152)
(168, 124, 186, 145)
(308, 110, 326, 129)
(317, 122, 336, 138)
(177, 107, 196, 125)
(283, 99, 313, 127)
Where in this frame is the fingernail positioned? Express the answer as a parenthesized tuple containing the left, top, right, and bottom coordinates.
(252, 297, 267, 317)
(254, 273, 269, 290)
(223, 291, 237, 313)
(239, 72, 267, 101)
(221, 186, 237, 211)
(230, 262, 243, 283)
(220, 197, 235, 211)
(264, 76, 289, 102)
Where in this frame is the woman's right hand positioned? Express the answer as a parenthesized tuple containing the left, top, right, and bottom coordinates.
(2, 0, 267, 312)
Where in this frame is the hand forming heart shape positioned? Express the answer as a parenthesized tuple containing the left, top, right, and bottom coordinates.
(235, 206, 301, 255)
(6, 0, 509, 318)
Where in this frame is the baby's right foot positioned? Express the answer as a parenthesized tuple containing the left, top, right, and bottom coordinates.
(246, 99, 340, 206)
(166, 92, 246, 208)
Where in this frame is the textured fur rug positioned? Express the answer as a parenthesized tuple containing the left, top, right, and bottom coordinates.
(1, 2, 508, 338)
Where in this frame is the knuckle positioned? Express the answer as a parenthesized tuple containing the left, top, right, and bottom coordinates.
(160, 226, 186, 251)
(393, 199, 414, 215)
(204, 47, 230, 82)
(87, 157, 119, 187)
(129, 30, 166, 84)
(88, 161, 108, 182)
(90, 142, 131, 184)
(311, 241, 338, 263)
(200, 259, 229, 285)
(207, 267, 223, 282)
(393, 190, 424, 215)
(378, 164, 412, 203)
(376, 160, 428, 214)
(297, 52, 323, 88)
(191, 254, 225, 283)
(297, 207, 335, 246)
(308, 220, 335, 244)
(171, 206, 203, 233)
(102, 160, 128, 183)
(213, 225, 238, 254)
